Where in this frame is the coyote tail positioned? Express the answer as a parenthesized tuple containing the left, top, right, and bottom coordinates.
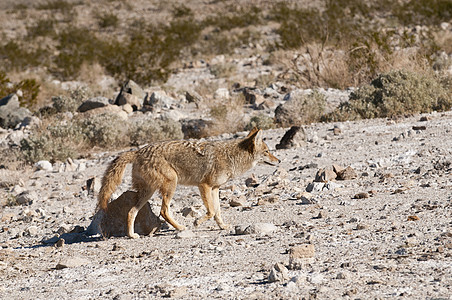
(96, 150, 138, 212)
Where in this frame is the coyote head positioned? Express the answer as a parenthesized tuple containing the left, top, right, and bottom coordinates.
(241, 128, 280, 166)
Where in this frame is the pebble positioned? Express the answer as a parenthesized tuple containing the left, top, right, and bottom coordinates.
(235, 223, 277, 235)
(55, 257, 90, 270)
(175, 230, 196, 239)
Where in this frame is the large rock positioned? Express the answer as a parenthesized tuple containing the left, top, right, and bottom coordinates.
(276, 126, 306, 149)
(0, 94, 32, 128)
(114, 80, 145, 110)
(145, 90, 177, 110)
(86, 191, 162, 237)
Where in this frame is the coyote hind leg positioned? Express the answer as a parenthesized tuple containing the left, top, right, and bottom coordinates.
(159, 172, 186, 231)
(127, 188, 155, 239)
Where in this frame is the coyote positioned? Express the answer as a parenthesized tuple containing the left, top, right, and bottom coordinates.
(97, 128, 279, 239)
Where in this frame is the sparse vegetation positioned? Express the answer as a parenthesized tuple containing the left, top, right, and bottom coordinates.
(245, 114, 275, 131)
(324, 70, 452, 121)
(275, 91, 327, 127)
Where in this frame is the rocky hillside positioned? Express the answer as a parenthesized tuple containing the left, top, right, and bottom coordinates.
(0, 0, 451, 299)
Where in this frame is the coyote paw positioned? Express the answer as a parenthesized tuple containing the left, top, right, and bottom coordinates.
(128, 233, 140, 239)
(218, 223, 231, 230)
(176, 225, 187, 231)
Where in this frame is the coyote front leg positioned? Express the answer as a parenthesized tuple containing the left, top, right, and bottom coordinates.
(195, 184, 229, 230)
(212, 187, 230, 230)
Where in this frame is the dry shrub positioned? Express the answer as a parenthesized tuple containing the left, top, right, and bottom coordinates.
(275, 90, 326, 127)
(245, 114, 275, 131)
(325, 70, 451, 121)
(208, 94, 245, 135)
(129, 117, 183, 146)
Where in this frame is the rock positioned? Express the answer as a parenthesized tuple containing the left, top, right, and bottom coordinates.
(121, 103, 133, 113)
(16, 191, 38, 205)
(306, 182, 325, 193)
(0, 94, 32, 129)
(296, 192, 316, 204)
(35, 160, 53, 171)
(181, 206, 202, 218)
(229, 196, 247, 207)
(24, 226, 38, 237)
(145, 90, 176, 109)
(336, 166, 357, 180)
(181, 118, 212, 139)
(115, 93, 142, 111)
(276, 126, 306, 149)
(314, 167, 337, 182)
(354, 192, 369, 199)
(245, 174, 259, 187)
(185, 90, 202, 103)
(55, 257, 90, 270)
(83, 104, 128, 120)
(268, 262, 289, 283)
(214, 88, 230, 99)
(85, 190, 162, 237)
(77, 96, 110, 112)
(235, 223, 277, 235)
(115, 80, 146, 110)
(289, 244, 315, 270)
(175, 230, 196, 239)
(19, 116, 41, 129)
(7, 130, 25, 146)
(86, 176, 102, 196)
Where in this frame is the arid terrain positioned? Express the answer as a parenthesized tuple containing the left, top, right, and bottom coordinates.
(1, 111, 451, 299)
(0, 0, 451, 299)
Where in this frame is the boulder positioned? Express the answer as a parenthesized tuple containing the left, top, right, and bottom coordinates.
(0, 94, 32, 128)
(86, 190, 161, 237)
(276, 126, 306, 149)
(115, 80, 145, 110)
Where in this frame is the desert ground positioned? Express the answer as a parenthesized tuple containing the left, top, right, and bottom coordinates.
(1, 110, 451, 299)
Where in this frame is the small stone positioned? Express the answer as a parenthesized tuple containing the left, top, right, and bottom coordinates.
(412, 125, 426, 131)
(354, 192, 369, 199)
(181, 206, 202, 218)
(86, 177, 102, 196)
(268, 262, 289, 283)
(25, 226, 38, 237)
(175, 230, 196, 239)
(16, 191, 37, 205)
(407, 215, 420, 221)
(336, 272, 347, 279)
(245, 175, 259, 187)
(230, 196, 247, 207)
(306, 182, 325, 193)
(56, 239, 65, 248)
(55, 257, 90, 270)
(235, 223, 277, 235)
(333, 127, 341, 135)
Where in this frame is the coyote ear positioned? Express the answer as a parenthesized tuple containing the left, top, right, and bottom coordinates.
(246, 127, 259, 138)
(248, 128, 262, 146)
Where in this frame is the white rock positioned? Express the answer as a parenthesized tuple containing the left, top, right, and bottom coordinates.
(214, 88, 230, 100)
(35, 160, 53, 171)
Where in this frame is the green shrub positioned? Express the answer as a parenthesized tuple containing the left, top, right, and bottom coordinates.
(325, 70, 451, 121)
(129, 118, 183, 146)
(27, 19, 55, 39)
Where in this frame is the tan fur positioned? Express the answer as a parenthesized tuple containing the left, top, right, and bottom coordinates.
(96, 128, 279, 239)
